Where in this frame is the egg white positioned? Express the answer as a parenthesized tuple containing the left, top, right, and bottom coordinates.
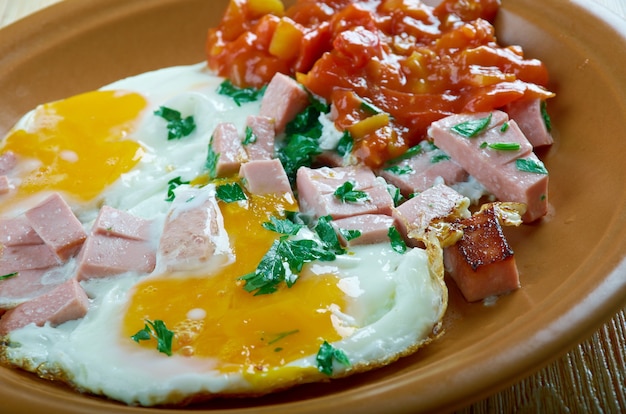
(1, 63, 447, 406)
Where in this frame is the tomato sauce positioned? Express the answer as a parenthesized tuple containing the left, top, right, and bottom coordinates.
(206, 0, 554, 167)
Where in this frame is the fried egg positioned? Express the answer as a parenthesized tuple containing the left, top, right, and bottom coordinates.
(0, 63, 447, 406)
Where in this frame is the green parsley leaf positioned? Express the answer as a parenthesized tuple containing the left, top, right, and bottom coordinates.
(360, 99, 383, 114)
(131, 319, 174, 356)
(540, 100, 552, 132)
(486, 142, 521, 151)
(262, 216, 303, 236)
(243, 126, 257, 145)
(0, 272, 18, 281)
(388, 226, 407, 254)
(383, 164, 413, 175)
(206, 138, 220, 180)
(451, 113, 492, 138)
(385, 144, 424, 165)
(216, 182, 247, 203)
(430, 152, 451, 163)
(500, 121, 510, 132)
(338, 228, 362, 241)
(516, 158, 548, 174)
(316, 340, 350, 376)
(165, 176, 190, 202)
(336, 131, 353, 157)
(217, 80, 266, 106)
(333, 181, 370, 203)
(386, 183, 404, 207)
(154, 106, 196, 140)
(266, 329, 300, 345)
(314, 215, 345, 256)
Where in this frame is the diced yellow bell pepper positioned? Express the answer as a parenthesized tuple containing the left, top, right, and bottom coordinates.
(247, 0, 284, 17)
(269, 18, 303, 60)
(348, 113, 390, 140)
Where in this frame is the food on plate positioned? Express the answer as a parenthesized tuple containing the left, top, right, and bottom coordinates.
(0, 0, 554, 407)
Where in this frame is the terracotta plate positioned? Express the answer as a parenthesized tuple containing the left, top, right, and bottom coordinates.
(1, 0, 625, 412)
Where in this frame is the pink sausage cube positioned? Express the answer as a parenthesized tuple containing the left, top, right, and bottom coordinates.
(239, 159, 293, 197)
(0, 278, 89, 335)
(505, 98, 553, 148)
(244, 115, 275, 160)
(332, 214, 395, 246)
(211, 122, 248, 178)
(0, 244, 59, 275)
(259, 73, 310, 134)
(0, 215, 44, 246)
(93, 206, 153, 241)
(24, 193, 87, 261)
(76, 234, 156, 281)
(0, 268, 66, 309)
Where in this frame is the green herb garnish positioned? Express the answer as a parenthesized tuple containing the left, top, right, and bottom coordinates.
(165, 176, 190, 202)
(216, 182, 247, 203)
(333, 181, 370, 203)
(131, 319, 174, 356)
(386, 183, 404, 207)
(430, 152, 451, 163)
(516, 158, 548, 174)
(243, 126, 257, 145)
(383, 164, 413, 175)
(205, 138, 220, 180)
(316, 341, 350, 376)
(336, 131, 353, 157)
(500, 121, 510, 132)
(339, 228, 362, 241)
(451, 113, 492, 138)
(266, 329, 300, 345)
(314, 215, 345, 255)
(154, 106, 196, 140)
(360, 99, 383, 114)
(0, 272, 18, 281)
(385, 144, 423, 165)
(262, 216, 303, 236)
(388, 226, 407, 254)
(217, 80, 266, 106)
(486, 142, 521, 151)
(540, 100, 552, 132)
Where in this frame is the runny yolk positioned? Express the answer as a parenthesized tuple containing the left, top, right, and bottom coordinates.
(123, 191, 348, 374)
(1, 90, 146, 202)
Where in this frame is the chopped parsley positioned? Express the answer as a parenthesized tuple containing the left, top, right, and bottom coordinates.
(154, 106, 196, 140)
(383, 164, 413, 175)
(385, 144, 423, 165)
(360, 99, 383, 114)
(165, 176, 190, 202)
(217, 79, 266, 106)
(333, 181, 370, 203)
(314, 215, 345, 255)
(131, 319, 174, 356)
(484, 142, 522, 151)
(242, 126, 257, 145)
(500, 121, 510, 132)
(316, 341, 350, 376)
(205, 138, 220, 180)
(262, 216, 303, 236)
(386, 183, 404, 207)
(216, 182, 247, 203)
(336, 130, 353, 157)
(388, 226, 407, 254)
(0, 272, 18, 281)
(338, 228, 362, 241)
(516, 158, 548, 174)
(451, 113, 492, 138)
(266, 329, 299, 345)
(430, 152, 451, 163)
(540, 100, 552, 132)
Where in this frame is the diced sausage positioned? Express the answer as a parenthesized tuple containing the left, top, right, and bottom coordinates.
(429, 111, 548, 222)
(378, 142, 468, 197)
(239, 159, 293, 197)
(210, 122, 248, 177)
(76, 234, 156, 281)
(0, 268, 68, 309)
(0, 244, 60, 275)
(332, 214, 395, 246)
(444, 205, 520, 302)
(259, 73, 310, 134)
(0, 175, 9, 195)
(24, 193, 87, 261)
(0, 151, 16, 175)
(243, 115, 275, 160)
(393, 184, 470, 247)
(296, 166, 393, 219)
(0, 278, 88, 336)
(0, 215, 44, 246)
(158, 187, 231, 272)
(92, 205, 153, 241)
(505, 98, 553, 147)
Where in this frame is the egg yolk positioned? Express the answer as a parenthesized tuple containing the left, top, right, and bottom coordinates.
(123, 190, 348, 373)
(1, 90, 146, 202)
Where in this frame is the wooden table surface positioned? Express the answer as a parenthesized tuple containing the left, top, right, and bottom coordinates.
(1, 0, 625, 412)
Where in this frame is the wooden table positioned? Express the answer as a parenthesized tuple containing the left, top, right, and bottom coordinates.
(1, 0, 625, 412)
